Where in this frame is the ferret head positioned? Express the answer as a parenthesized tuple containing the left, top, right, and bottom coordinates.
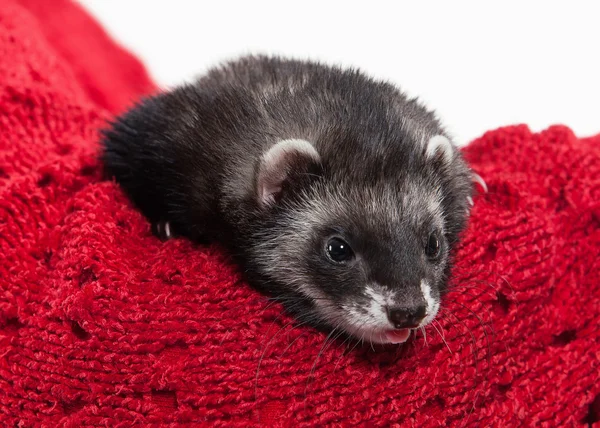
(250, 135, 473, 345)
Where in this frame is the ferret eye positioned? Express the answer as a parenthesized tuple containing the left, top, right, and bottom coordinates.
(325, 237, 354, 263)
(425, 232, 441, 260)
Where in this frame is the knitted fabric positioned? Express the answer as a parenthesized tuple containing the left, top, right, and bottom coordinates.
(1, 0, 599, 426)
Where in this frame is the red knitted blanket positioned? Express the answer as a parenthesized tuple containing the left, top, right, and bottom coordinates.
(1, 1, 599, 426)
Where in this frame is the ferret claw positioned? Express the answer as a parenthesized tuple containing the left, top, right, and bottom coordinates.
(467, 196, 474, 207)
(472, 173, 488, 193)
(152, 221, 173, 241)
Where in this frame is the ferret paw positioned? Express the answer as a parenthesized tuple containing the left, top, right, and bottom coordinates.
(152, 221, 174, 241)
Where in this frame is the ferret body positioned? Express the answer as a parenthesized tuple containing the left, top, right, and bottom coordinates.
(102, 55, 474, 344)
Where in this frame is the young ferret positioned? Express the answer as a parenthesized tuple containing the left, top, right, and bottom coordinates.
(102, 55, 479, 345)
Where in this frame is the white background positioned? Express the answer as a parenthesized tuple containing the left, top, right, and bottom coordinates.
(79, 1, 600, 146)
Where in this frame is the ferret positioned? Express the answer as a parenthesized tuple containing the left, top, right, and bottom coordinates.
(101, 55, 478, 345)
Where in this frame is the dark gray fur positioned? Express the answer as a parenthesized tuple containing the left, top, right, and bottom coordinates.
(102, 55, 473, 341)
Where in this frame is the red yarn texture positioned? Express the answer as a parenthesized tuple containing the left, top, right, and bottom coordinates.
(1, 1, 599, 426)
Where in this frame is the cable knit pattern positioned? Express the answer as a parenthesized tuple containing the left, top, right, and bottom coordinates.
(1, 0, 599, 426)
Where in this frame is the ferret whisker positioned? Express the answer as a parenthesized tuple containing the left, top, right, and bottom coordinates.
(332, 333, 354, 374)
(440, 308, 483, 399)
(445, 288, 499, 326)
(453, 270, 516, 299)
(462, 390, 482, 428)
(445, 299, 493, 370)
(359, 326, 367, 350)
(497, 274, 517, 297)
(463, 277, 501, 292)
(420, 326, 428, 348)
(277, 323, 313, 360)
(258, 297, 287, 315)
(324, 328, 348, 376)
(332, 318, 372, 372)
(304, 325, 341, 403)
(445, 290, 497, 336)
(255, 318, 297, 401)
(431, 320, 452, 354)
(448, 284, 497, 300)
(346, 334, 364, 356)
(312, 324, 346, 400)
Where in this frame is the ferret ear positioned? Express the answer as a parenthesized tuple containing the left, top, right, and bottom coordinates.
(425, 135, 454, 164)
(256, 139, 321, 207)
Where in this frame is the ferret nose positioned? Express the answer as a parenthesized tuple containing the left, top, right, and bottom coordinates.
(386, 306, 427, 329)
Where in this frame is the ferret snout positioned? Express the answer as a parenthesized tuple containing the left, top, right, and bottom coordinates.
(362, 283, 434, 329)
(386, 305, 427, 329)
